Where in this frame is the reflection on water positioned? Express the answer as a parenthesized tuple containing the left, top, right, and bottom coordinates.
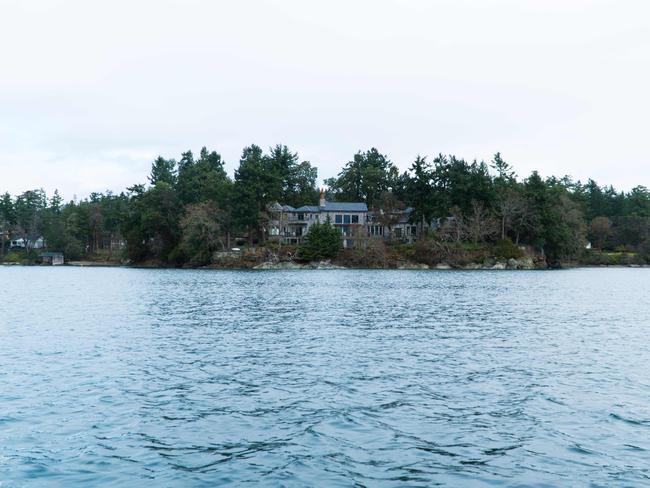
(1, 267, 650, 486)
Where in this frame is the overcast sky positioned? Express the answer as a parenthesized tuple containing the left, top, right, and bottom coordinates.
(1, 0, 649, 199)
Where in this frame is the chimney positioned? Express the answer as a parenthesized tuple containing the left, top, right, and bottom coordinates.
(319, 188, 326, 208)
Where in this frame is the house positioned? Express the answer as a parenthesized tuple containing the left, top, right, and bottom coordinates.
(367, 207, 440, 243)
(367, 207, 418, 242)
(10, 236, 45, 249)
(268, 191, 368, 248)
(40, 252, 64, 265)
(269, 191, 442, 247)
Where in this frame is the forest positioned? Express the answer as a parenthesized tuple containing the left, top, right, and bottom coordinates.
(2, 145, 650, 267)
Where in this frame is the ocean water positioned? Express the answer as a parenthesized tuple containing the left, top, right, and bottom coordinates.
(1, 266, 650, 486)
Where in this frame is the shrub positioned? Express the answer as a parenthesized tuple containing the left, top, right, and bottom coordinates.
(1, 251, 24, 263)
(492, 238, 524, 259)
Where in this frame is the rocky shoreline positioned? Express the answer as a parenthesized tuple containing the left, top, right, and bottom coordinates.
(239, 256, 540, 270)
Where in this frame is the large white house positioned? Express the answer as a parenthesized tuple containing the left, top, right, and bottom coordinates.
(10, 236, 45, 249)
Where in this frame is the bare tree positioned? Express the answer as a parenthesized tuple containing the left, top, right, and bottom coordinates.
(495, 188, 526, 240)
(439, 206, 465, 242)
(375, 191, 405, 240)
(463, 201, 498, 244)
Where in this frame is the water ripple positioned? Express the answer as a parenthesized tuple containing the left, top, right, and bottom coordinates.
(1, 267, 650, 485)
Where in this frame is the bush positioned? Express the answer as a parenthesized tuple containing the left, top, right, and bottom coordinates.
(64, 238, 84, 260)
(298, 221, 342, 260)
(1, 251, 24, 263)
(492, 238, 524, 259)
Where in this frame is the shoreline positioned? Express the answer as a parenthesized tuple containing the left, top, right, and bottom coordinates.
(3, 260, 649, 270)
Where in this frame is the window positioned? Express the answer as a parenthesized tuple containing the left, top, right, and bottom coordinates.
(335, 214, 343, 224)
(395, 228, 403, 238)
(343, 215, 351, 224)
(341, 226, 351, 236)
(369, 225, 384, 236)
(351, 215, 359, 224)
(297, 213, 304, 221)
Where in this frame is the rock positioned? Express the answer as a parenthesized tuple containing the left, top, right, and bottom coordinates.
(315, 260, 346, 269)
(435, 263, 452, 270)
(492, 261, 507, 270)
(507, 258, 518, 269)
(398, 262, 430, 270)
(518, 257, 535, 269)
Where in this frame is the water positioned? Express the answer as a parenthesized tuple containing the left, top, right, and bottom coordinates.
(1, 267, 650, 486)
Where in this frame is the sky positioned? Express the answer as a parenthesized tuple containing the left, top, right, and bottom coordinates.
(1, 0, 649, 199)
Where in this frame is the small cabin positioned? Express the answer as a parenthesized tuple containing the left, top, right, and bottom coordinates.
(40, 252, 64, 266)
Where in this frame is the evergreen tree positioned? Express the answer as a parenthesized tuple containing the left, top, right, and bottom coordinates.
(405, 156, 436, 234)
(298, 220, 342, 260)
(327, 148, 399, 207)
(149, 156, 177, 187)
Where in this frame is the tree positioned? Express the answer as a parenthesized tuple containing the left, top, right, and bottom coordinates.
(405, 155, 436, 235)
(233, 145, 267, 244)
(123, 182, 181, 263)
(522, 172, 586, 264)
(432, 154, 495, 215)
(298, 220, 342, 260)
(14, 189, 47, 252)
(491, 152, 515, 180)
(495, 186, 526, 240)
(463, 200, 498, 244)
(149, 156, 177, 187)
(176, 150, 196, 205)
(375, 191, 405, 239)
(180, 201, 225, 266)
(285, 160, 319, 207)
(0, 192, 14, 255)
(589, 216, 612, 249)
(326, 148, 399, 207)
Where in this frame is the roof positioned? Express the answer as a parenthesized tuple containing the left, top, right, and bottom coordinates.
(277, 200, 368, 213)
(322, 201, 368, 212)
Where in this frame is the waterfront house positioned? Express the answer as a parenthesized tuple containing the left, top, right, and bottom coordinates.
(269, 191, 442, 247)
(268, 191, 368, 248)
(10, 236, 45, 250)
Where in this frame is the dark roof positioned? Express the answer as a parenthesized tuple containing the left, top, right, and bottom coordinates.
(322, 201, 368, 212)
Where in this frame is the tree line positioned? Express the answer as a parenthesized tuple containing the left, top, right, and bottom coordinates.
(2, 145, 650, 266)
